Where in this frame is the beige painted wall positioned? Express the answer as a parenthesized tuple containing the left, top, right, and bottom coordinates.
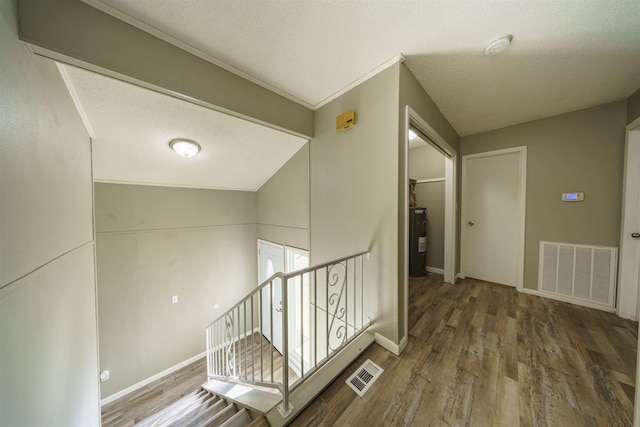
(0, 0, 99, 424)
(409, 144, 446, 270)
(461, 102, 626, 290)
(628, 87, 640, 124)
(257, 143, 310, 249)
(17, 0, 313, 138)
(95, 184, 258, 398)
(311, 64, 401, 342)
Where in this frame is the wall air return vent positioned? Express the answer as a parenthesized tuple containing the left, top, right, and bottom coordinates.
(345, 359, 384, 397)
(538, 241, 617, 310)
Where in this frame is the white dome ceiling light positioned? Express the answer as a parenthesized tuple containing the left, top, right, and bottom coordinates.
(169, 138, 201, 157)
(408, 129, 418, 140)
(485, 34, 513, 56)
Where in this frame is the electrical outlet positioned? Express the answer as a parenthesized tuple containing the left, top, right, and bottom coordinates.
(100, 370, 110, 382)
(172, 295, 178, 304)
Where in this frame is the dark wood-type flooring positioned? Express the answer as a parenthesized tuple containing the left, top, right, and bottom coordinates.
(101, 357, 209, 427)
(102, 274, 638, 426)
(101, 333, 294, 426)
(290, 275, 638, 426)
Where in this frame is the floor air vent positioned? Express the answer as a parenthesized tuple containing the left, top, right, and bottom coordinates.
(346, 359, 383, 397)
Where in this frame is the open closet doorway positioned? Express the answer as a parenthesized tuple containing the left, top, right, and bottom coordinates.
(408, 134, 447, 276)
(405, 106, 457, 284)
(403, 106, 458, 340)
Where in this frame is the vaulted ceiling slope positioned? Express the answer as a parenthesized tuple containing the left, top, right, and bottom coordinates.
(86, 0, 640, 136)
(62, 64, 307, 191)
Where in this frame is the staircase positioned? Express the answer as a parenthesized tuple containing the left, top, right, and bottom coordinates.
(204, 250, 373, 425)
(134, 387, 268, 427)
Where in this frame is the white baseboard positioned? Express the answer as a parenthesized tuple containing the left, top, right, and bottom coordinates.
(374, 332, 408, 356)
(100, 351, 207, 406)
(520, 288, 616, 313)
(426, 266, 444, 275)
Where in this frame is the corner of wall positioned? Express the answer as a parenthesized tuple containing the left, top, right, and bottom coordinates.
(627, 87, 640, 125)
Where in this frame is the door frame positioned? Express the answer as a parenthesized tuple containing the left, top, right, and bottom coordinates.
(460, 146, 527, 291)
(405, 106, 457, 284)
(617, 116, 640, 320)
(257, 239, 285, 353)
(403, 106, 457, 344)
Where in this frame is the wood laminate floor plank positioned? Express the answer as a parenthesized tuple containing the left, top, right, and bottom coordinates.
(290, 274, 638, 427)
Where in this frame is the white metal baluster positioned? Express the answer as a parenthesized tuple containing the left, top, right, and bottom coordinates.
(361, 255, 364, 329)
(313, 269, 317, 369)
(243, 301, 247, 380)
(206, 327, 210, 377)
(345, 260, 348, 345)
(282, 276, 290, 415)
(251, 295, 255, 382)
(326, 266, 329, 359)
(259, 288, 264, 382)
(216, 322, 220, 376)
(216, 322, 219, 376)
(270, 280, 274, 383)
(233, 309, 237, 378)
(353, 258, 357, 332)
(302, 274, 305, 377)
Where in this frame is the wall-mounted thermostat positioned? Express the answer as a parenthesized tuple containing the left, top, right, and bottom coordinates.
(562, 192, 584, 202)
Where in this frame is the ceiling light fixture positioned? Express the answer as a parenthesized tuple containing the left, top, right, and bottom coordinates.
(485, 34, 513, 56)
(169, 138, 201, 157)
(408, 129, 418, 140)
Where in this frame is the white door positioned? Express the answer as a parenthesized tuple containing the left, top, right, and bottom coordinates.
(286, 247, 310, 374)
(259, 240, 284, 353)
(462, 147, 526, 288)
(618, 124, 640, 319)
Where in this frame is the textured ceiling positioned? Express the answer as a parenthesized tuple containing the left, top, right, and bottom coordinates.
(88, 0, 640, 136)
(61, 65, 306, 191)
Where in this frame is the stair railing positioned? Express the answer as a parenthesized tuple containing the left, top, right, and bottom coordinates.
(205, 250, 371, 418)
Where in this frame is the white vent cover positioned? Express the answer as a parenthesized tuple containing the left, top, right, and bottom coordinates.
(345, 359, 384, 397)
(538, 241, 617, 309)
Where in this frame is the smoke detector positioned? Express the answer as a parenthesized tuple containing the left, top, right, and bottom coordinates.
(485, 34, 513, 56)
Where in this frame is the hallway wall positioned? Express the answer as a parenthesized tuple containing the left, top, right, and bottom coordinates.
(0, 0, 99, 424)
(461, 102, 626, 290)
(95, 184, 258, 399)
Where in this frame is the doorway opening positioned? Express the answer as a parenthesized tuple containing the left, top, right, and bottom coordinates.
(257, 239, 310, 374)
(408, 134, 447, 277)
(403, 106, 457, 345)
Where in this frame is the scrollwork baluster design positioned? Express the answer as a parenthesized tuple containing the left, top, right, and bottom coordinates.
(224, 313, 235, 377)
(327, 261, 348, 351)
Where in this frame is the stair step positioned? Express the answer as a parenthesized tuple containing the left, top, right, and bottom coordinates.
(200, 403, 238, 427)
(157, 393, 219, 427)
(220, 408, 252, 427)
(134, 389, 209, 427)
(181, 399, 228, 427)
(247, 415, 270, 427)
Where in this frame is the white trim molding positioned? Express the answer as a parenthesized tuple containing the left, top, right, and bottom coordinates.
(374, 332, 408, 356)
(315, 54, 406, 109)
(426, 266, 445, 275)
(521, 287, 616, 313)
